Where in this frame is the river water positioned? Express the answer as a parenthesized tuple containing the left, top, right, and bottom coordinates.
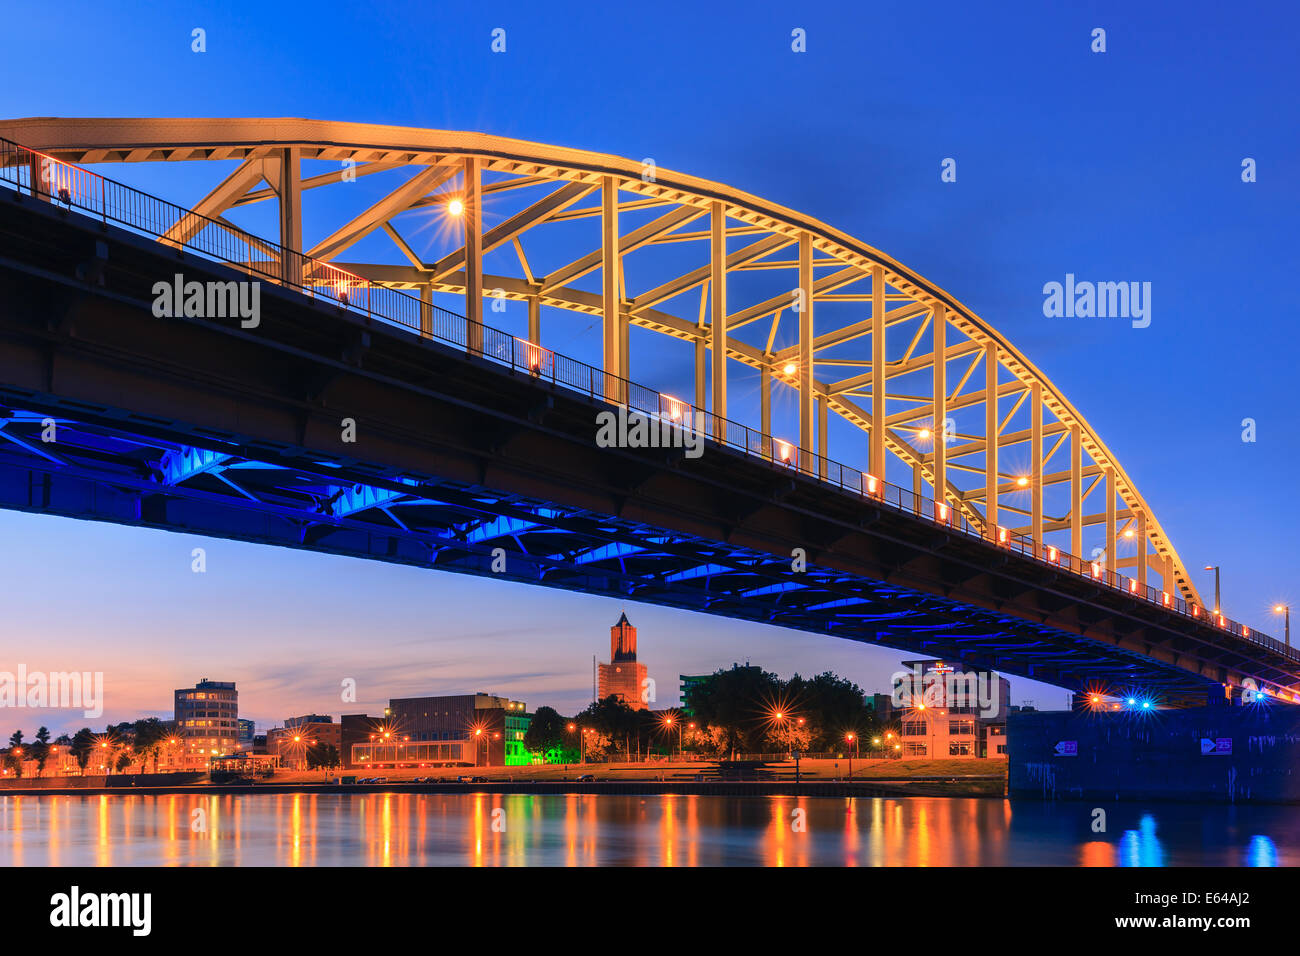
(0, 793, 1293, 866)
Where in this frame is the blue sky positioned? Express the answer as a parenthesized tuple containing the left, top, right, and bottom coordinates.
(1, 0, 1296, 735)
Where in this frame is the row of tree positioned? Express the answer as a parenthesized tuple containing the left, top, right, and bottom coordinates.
(523, 667, 889, 761)
(2, 718, 175, 778)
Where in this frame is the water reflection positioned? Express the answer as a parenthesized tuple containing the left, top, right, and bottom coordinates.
(0, 794, 1296, 866)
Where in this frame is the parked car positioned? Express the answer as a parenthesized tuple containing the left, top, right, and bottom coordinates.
(576, 773, 595, 782)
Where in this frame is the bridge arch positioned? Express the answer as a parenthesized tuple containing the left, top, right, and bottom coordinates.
(0, 116, 1202, 606)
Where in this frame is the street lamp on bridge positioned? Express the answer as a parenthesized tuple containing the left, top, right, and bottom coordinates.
(1275, 604, 1291, 647)
(1203, 565, 1222, 615)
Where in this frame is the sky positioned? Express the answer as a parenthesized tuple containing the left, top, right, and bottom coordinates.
(0, 0, 1296, 736)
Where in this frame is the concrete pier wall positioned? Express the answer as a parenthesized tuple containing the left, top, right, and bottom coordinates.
(1009, 706, 1300, 803)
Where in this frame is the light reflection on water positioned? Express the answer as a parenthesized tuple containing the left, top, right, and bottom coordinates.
(0, 793, 1292, 866)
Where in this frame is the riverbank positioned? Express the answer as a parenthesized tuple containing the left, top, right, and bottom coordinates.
(0, 757, 1006, 798)
(0, 777, 1004, 798)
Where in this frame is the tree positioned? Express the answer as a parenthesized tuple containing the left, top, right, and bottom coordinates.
(306, 742, 341, 769)
(130, 718, 169, 774)
(5, 730, 24, 778)
(70, 728, 95, 773)
(31, 727, 50, 778)
(576, 696, 639, 757)
(685, 666, 782, 757)
(785, 671, 876, 750)
(523, 706, 568, 761)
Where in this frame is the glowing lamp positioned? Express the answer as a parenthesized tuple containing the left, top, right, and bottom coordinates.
(782, 362, 797, 377)
(1128, 579, 1138, 594)
(997, 527, 1009, 545)
(1162, 592, 1171, 606)
(1016, 476, 1029, 488)
(936, 502, 949, 523)
(1047, 546, 1058, 562)
(917, 428, 931, 440)
(448, 198, 464, 216)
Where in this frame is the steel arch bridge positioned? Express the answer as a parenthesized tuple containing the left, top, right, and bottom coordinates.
(0, 116, 1291, 702)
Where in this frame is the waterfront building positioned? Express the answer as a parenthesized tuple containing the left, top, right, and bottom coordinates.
(173, 679, 239, 760)
(895, 660, 1011, 759)
(348, 694, 532, 768)
(267, 716, 341, 770)
(598, 612, 648, 710)
(340, 714, 388, 769)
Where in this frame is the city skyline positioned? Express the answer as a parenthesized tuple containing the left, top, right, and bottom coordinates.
(1, 543, 1072, 740)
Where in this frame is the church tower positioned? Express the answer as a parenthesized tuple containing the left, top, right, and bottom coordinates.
(611, 611, 637, 662)
(597, 611, 649, 710)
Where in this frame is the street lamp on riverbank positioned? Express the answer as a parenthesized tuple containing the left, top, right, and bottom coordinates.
(567, 722, 589, 764)
(661, 713, 683, 759)
(1276, 604, 1291, 647)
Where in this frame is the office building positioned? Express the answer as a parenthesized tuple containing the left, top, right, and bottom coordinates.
(173, 679, 239, 758)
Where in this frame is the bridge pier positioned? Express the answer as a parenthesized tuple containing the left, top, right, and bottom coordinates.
(1009, 703, 1300, 803)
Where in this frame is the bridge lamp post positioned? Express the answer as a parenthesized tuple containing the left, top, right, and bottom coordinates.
(1204, 566, 1221, 615)
(1275, 604, 1291, 647)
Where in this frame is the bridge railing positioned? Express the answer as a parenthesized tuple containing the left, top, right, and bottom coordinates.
(0, 136, 1292, 669)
